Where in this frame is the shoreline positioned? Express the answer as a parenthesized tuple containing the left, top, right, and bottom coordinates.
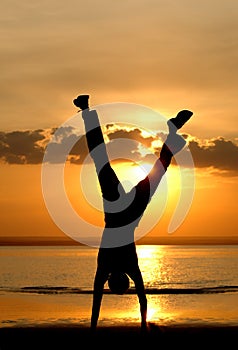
(1, 323, 238, 349)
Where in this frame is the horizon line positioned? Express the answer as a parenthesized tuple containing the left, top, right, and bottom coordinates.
(0, 235, 238, 246)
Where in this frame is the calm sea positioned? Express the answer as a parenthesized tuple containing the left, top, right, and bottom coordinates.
(1, 245, 238, 327)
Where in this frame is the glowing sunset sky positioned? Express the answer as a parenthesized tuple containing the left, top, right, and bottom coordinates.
(0, 0, 237, 244)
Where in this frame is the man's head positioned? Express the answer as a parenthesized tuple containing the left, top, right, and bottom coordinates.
(108, 272, 130, 295)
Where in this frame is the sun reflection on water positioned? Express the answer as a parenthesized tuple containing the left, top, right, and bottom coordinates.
(134, 245, 177, 323)
(136, 245, 170, 289)
(146, 305, 157, 321)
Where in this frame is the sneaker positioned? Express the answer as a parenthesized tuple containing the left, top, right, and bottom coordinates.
(168, 110, 193, 133)
(73, 95, 89, 110)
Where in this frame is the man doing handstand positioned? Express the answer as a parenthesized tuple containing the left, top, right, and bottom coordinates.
(73, 94, 193, 333)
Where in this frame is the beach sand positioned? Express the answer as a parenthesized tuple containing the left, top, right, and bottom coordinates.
(1, 323, 237, 349)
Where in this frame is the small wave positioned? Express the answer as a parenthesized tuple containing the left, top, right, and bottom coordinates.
(144, 286, 238, 294)
(1, 285, 238, 295)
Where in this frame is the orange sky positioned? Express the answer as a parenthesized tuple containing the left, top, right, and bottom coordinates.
(0, 0, 237, 244)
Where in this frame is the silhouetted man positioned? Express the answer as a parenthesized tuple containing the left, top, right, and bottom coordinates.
(73, 94, 193, 333)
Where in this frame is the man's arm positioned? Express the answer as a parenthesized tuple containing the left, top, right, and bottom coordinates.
(127, 268, 148, 332)
(90, 268, 108, 332)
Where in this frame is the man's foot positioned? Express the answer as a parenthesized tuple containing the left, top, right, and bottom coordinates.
(168, 109, 193, 133)
(73, 94, 89, 110)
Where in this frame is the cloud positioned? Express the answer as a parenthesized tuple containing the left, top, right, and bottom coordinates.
(106, 126, 155, 148)
(43, 126, 88, 164)
(0, 129, 45, 164)
(0, 126, 237, 176)
(189, 137, 238, 175)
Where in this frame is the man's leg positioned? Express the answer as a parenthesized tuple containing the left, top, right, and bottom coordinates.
(135, 110, 193, 201)
(74, 95, 124, 201)
(82, 109, 123, 201)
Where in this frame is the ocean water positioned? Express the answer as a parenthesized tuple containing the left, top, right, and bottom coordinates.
(1, 245, 238, 328)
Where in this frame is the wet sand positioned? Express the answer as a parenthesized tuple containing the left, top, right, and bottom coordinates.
(1, 323, 237, 349)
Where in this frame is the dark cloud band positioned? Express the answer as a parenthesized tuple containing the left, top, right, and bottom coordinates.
(0, 127, 237, 175)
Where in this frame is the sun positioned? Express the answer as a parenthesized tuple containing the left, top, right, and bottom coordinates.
(112, 160, 182, 194)
(112, 161, 154, 192)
